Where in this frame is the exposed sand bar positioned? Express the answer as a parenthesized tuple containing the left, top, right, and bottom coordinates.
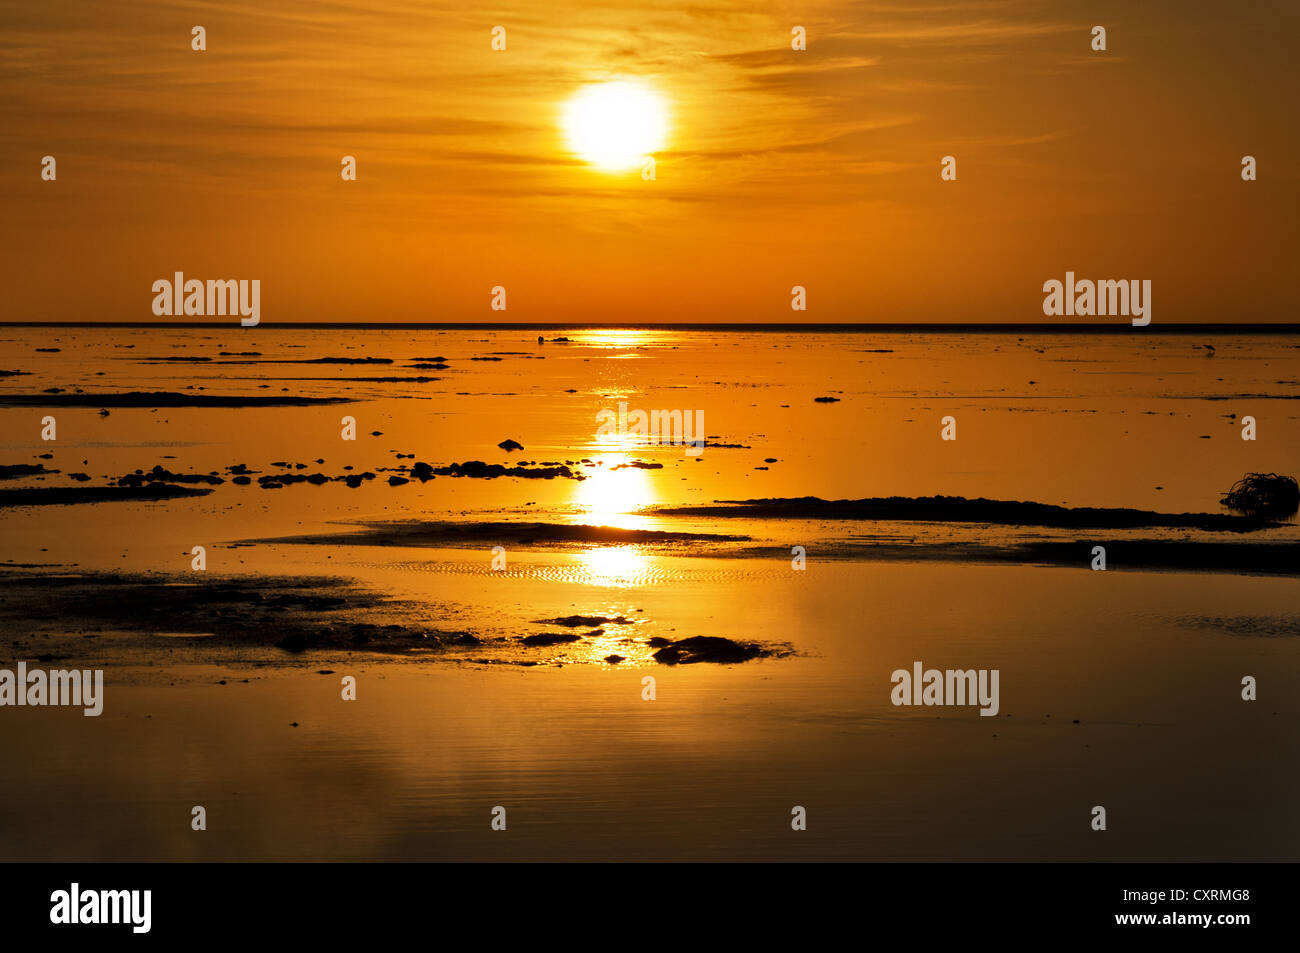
(731, 539, 1300, 576)
(246, 520, 750, 548)
(655, 496, 1281, 532)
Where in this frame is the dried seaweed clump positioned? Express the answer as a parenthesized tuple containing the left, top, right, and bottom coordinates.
(1219, 473, 1299, 519)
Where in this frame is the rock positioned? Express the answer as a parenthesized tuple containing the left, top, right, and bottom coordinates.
(498, 439, 524, 452)
(535, 614, 634, 628)
(521, 632, 582, 646)
(651, 636, 763, 665)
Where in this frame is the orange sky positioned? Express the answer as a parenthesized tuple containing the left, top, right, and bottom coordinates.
(0, 0, 1295, 323)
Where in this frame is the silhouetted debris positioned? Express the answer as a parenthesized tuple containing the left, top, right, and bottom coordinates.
(1220, 473, 1299, 519)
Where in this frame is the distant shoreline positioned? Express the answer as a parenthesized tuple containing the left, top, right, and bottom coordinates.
(3, 322, 1299, 334)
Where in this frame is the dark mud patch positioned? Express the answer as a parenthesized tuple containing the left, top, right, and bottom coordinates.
(299, 357, 393, 365)
(259, 376, 442, 383)
(117, 466, 224, 487)
(727, 539, 1300, 576)
(0, 483, 213, 507)
(0, 463, 55, 480)
(246, 520, 749, 549)
(0, 570, 477, 658)
(656, 496, 1279, 532)
(0, 392, 351, 407)
(411, 460, 584, 481)
(207, 357, 392, 366)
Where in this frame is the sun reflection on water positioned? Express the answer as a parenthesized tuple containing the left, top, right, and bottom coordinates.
(567, 328, 650, 350)
(571, 452, 659, 530)
(574, 545, 652, 587)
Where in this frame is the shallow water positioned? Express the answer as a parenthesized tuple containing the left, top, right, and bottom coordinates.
(0, 326, 1297, 860)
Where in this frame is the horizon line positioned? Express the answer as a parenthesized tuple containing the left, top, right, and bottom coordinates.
(3, 321, 1299, 334)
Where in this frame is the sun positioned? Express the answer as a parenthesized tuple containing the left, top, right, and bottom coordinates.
(562, 80, 668, 172)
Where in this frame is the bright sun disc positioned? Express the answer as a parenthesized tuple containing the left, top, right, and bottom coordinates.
(563, 81, 668, 171)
